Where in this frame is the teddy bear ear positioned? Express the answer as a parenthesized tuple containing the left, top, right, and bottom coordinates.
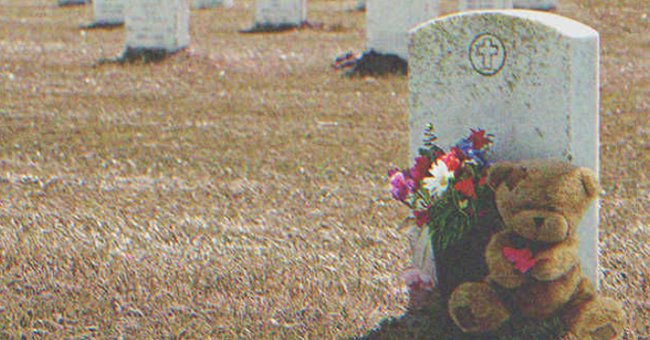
(488, 162, 515, 189)
(575, 167, 600, 199)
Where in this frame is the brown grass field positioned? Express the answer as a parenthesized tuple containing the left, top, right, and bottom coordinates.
(0, 0, 648, 338)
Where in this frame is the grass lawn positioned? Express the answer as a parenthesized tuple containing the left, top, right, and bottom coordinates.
(0, 0, 647, 337)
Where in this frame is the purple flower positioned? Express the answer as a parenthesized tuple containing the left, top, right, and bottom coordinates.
(390, 170, 416, 201)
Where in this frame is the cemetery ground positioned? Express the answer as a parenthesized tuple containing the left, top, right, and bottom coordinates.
(0, 0, 647, 338)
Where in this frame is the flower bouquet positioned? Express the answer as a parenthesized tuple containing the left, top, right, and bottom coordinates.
(390, 125, 502, 297)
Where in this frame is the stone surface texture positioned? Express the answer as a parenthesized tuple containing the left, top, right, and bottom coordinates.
(125, 0, 190, 52)
(409, 10, 600, 285)
(93, 0, 125, 25)
(367, 0, 439, 60)
(458, 0, 513, 10)
(255, 0, 307, 26)
(192, 0, 234, 9)
(513, 0, 557, 10)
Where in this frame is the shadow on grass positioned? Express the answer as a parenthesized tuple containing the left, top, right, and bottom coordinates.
(79, 22, 124, 30)
(239, 21, 325, 34)
(96, 48, 186, 65)
(353, 290, 567, 340)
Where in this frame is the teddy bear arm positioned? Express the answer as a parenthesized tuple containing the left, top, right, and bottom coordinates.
(485, 231, 526, 288)
(531, 236, 580, 281)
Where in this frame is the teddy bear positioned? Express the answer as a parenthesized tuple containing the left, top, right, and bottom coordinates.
(447, 160, 625, 339)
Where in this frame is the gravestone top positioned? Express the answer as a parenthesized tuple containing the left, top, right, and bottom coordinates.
(408, 10, 600, 286)
(366, 0, 439, 60)
(514, 0, 557, 10)
(458, 0, 513, 10)
(255, 0, 307, 26)
(192, 0, 234, 9)
(125, 0, 190, 52)
(93, 0, 125, 25)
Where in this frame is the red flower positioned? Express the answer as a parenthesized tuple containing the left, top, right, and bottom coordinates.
(414, 210, 430, 227)
(410, 156, 432, 183)
(450, 146, 466, 161)
(454, 178, 477, 199)
(478, 175, 488, 186)
(469, 129, 491, 150)
(440, 152, 461, 172)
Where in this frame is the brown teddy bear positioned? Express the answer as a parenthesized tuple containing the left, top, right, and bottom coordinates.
(448, 160, 624, 339)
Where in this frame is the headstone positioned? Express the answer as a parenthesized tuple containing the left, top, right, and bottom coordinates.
(93, 0, 125, 26)
(192, 0, 234, 9)
(366, 0, 439, 60)
(513, 0, 557, 10)
(409, 11, 600, 285)
(458, 0, 513, 10)
(255, 0, 307, 27)
(125, 0, 190, 52)
(58, 0, 89, 6)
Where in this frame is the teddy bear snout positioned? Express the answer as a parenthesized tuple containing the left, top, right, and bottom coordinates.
(512, 211, 569, 243)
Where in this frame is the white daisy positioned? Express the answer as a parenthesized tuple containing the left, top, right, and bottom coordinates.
(421, 159, 454, 197)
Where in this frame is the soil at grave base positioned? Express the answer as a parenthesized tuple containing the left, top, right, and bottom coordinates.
(344, 50, 408, 77)
(99, 48, 184, 64)
(240, 21, 321, 34)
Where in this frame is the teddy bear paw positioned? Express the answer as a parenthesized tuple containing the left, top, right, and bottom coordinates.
(448, 282, 510, 333)
(568, 297, 625, 340)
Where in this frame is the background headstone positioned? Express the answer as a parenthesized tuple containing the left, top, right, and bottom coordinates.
(93, 0, 125, 26)
(458, 0, 513, 10)
(513, 0, 557, 10)
(125, 0, 190, 53)
(192, 0, 234, 9)
(366, 0, 439, 60)
(255, 0, 307, 27)
(409, 10, 600, 285)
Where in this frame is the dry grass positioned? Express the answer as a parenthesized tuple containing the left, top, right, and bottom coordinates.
(0, 0, 647, 338)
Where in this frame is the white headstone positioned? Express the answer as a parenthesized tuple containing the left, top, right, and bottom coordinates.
(192, 0, 233, 9)
(513, 0, 557, 10)
(255, 0, 307, 27)
(409, 11, 600, 285)
(125, 0, 190, 52)
(93, 0, 125, 25)
(459, 0, 513, 10)
(366, 0, 439, 60)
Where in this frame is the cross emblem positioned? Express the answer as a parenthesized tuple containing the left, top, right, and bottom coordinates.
(475, 38, 500, 70)
(469, 33, 506, 76)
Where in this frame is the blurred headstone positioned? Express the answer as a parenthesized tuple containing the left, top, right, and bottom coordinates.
(366, 0, 439, 60)
(124, 0, 190, 59)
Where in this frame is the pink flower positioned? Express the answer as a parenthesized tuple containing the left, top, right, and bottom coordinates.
(390, 170, 416, 201)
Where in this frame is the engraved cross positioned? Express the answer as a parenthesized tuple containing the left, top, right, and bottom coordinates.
(475, 38, 500, 70)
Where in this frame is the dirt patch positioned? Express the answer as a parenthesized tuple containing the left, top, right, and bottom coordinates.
(240, 21, 323, 34)
(333, 50, 408, 77)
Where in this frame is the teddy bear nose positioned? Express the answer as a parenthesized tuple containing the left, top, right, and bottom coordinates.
(533, 217, 545, 229)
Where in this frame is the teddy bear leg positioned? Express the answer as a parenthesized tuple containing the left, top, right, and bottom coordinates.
(564, 296, 625, 340)
(448, 282, 510, 333)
